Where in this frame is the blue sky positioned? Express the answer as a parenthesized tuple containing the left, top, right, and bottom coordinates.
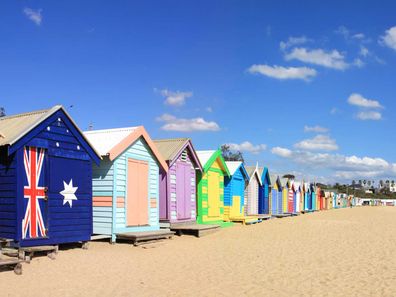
(1, 0, 396, 183)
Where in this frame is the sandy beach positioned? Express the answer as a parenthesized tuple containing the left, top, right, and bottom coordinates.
(1, 207, 396, 297)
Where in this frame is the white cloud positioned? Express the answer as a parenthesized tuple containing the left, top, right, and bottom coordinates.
(23, 8, 42, 26)
(159, 89, 193, 106)
(304, 125, 329, 133)
(248, 64, 317, 80)
(353, 58, 365, 68)
(335, 26, 350, 39)
(226, 141, 267, 154)
(205, 107, 213, 113)
(353, 33, 365, 40)
(285, 47, 349, 70)
(380, 26, 396, 51)
(271, 147, 292, 158)
(280, 36, 311, 50)
(359, 46, 369, 57)
(271, 147, 396, 180)
(156, 113, 220, 132)
(347, 93, 383, 109)
(356, 111, 382, 121)
(294, 135, 339, 151)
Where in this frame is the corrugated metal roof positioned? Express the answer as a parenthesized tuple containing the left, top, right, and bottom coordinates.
(0, 105, 61, 146)
(225, 161, 242, 175)
(280, 177, 289, 187)
(153, 138, 189, 162)
(84, 127, 139, 156)
(245, 166, 256, 178)
(196, 150, 216, 167)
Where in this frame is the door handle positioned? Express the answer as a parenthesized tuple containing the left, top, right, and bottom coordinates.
(44, 187, 48, 201)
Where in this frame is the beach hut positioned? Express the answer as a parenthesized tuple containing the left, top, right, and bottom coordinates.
(310, 184, 317, 211)
(303, 183, 311, 211)
(287, 180, 295, 214)
(280, 178, 290, 214)
(0, 105, 100, 248)
(293, 182, 301, 213)
(224, 161, 258, 224)
(153, 138, 202, 226)
(244, 164, 262, 216)
(270, 175, 282, 216)
(258, 167, 271, 218)
(85, 126, 174, 244)
(196, 150, 231, 226)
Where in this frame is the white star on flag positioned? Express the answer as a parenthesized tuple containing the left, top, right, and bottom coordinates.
(60, 179, 78, 207)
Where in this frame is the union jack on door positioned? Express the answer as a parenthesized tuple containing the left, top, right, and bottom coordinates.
(22, 146, 47, 239)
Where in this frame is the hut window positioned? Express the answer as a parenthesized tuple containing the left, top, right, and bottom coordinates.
(170, 174, 176, 184)
(47, 126, 51, 131)
(56, 142, 60, 147)
(77, 145, 80, 150)
(181, 150, 187, 162)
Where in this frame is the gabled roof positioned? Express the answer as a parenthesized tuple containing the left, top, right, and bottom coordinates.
(304, 183, 311, 192)
(246, 164, 263, 186)
(280, 177, 290, 188)
(260, 166, 271, 186)
(85, 126, 168, 171)
(245, 166, 256, 178)
(293, 181, 301, 192)
(270, 174, 282, 189)
(153, 138, 202, 171)
(225, 161, 249, 181)
(0, 105, 101, 163)
(196, 149, 230, 176)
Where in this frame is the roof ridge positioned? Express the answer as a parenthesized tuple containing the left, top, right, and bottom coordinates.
(154, 138, 189, 142)
(0, 107, 54, 121)
(85, 126, 141, 134)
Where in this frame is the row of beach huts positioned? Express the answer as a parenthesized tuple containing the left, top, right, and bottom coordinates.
(0, 105, 358, 274)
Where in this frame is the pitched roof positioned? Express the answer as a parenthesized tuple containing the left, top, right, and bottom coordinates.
(196, 150, 215, 167)
(153, 138, 202, 171)
(245, 166, 256, 177)
(196, 149, 230, 176)
(246, 165, 263, 186)
(270, 174, 281, 188)
(293, 181, 301, 191)
(153, 138, 189, 161)
(85, 126, 168, 171)
(280, 177, 289, 188)
(0, 105, 101, 161)
(0, 105, 62, 146)
(225, 161, 242, 175)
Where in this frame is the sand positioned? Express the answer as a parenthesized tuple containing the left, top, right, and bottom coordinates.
(1, 207, 396, 297)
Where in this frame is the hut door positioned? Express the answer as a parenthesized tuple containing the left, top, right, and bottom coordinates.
(271, 189, 277, 215)
(176, 163, 191, 220)
(207, 171, 220, 217)
(22, 146, 48, 239)
(127, 159, 149, 226)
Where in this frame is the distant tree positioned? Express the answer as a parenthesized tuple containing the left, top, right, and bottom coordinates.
(282, 174, 295, 179)
(379, 180, 384, 188)
(0, 107, 5, 117)
(220, 144, 244, 162)
(368, 180, 372, 187)
(358, 179, 362, 186)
